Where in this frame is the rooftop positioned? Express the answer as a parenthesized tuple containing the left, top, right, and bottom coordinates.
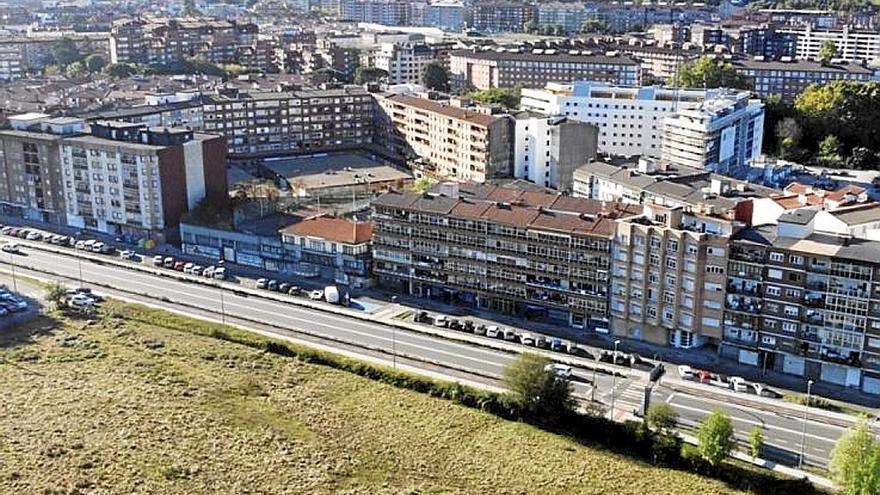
(735, 224, 880, 264)
(829, 202, 880, 226)
(279, 216, 373, 244)
(733, 59, 874, 74)
(450, 48, 639, 66)
(385, 94, 503, 127)
(261, 153, 412, 191)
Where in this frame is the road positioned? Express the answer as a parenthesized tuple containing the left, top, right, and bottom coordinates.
(0, 245, 846, 467)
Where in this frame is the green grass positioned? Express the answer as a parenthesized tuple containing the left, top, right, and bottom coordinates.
(0, 300, 757, 495)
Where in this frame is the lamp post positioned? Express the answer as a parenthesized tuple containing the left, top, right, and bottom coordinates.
(798, 379, 814, 468)
(609, 339, 621, 421)
(9, 251, 17, 292)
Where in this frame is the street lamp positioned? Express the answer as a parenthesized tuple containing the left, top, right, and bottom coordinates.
(9, 251, 17, 292)
(609, 339, 621, 421)
(798, 379, 814, 468)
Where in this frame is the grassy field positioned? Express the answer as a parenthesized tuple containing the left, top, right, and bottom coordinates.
(0, 301, 753, 495)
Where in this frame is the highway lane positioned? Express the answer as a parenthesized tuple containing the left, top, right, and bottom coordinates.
(3, 245, 845, 466)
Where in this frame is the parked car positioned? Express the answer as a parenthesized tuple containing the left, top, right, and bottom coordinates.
(0, 226, 12, 235)
(25, 231, 41, 241)
(82, 239, 97, 250)
(173, 261, 186, 271)
(191, 265, 203, 276)
(752, 384, 783, 398)
(16, 229, 30, 238)
(462, 320, 475, 332)
(566, 343, 593, 359)
(503, 329, 517, 341)
(473, 324, 487, 336)
(677, 365, 695, 380)
(202, 266, 215, 277)
(120, 250, 138, 260)
(550, 338, 565, 352)
(432, 315, 449, 327)
(413, 311, 429, 323)
(278, 282, 291, 293)
(152, 255, 164, 266)
(545, 363, 573, 380)
(163, 257, 175, 268)
(212, 267, 226, 280)
(448, 318, 463, 330)
(98, 244, 115, 255)
(74, 240, 86, 250)
(267, 280, 279, 291)
(1, 243, 20, 254)
(308, 290, 324, 300)
(519, 333, 535, 346)
(535, 336, 549, 349)
(67, 293, 96, 308)
(287, 285, 301, 296)
(90, 242, 104, 253)
(485, 325, 502, 338)
(730, 376, 750, 393)
(256, 278, 268, 289)
(182, 262, 194, 274)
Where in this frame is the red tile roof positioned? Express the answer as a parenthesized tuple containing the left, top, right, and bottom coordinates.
(280, 216, 373, 244)
(826, 184, 866, 202)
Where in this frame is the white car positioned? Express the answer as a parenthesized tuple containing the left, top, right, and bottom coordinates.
(183, 262, 195, 274)
(730, 376, 750, 393)
(677, 365, 695, 380)
(152, 255, 164, 266)
(308, 290, 324, 300)
(545, 363, 573, 380)
(25, 231, 42, 241)
(1, 243, 20, 254)
(202, 266, 215, 277)
(486, 325, 502, 338)
(68, 294, 96, 308)
(433, 315, 449, 327)
(212, 267, 226, 280)
(518, 333, 535, 346)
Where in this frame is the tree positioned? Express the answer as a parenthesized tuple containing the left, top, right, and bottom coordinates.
(502, 353, 575, 420)
(51, 39, 83, 67)
(776, 117, 802, 157)
(65, 61, 86, 78)
(467, 87, 521, 109)
(674, 56, 751, 90)
(103, 63, 135, 78)
(353, 66, 388, 85)
(695, 409, 735, 467)
(645, 404, 679, 434)
(46, 283, 67, 309)
(523, 20, 538, 33)
(829, 418, 880, 495)
(422, 61, 449, 92)
(819, 134, 842, 165)
(748, 426, 764, 458)
(818, 40, 838, 64)
(580, 19, 606, 34)
(406, 177, 436, 193)
(84, 54, 106, 73)
(223, 64, 247, 77)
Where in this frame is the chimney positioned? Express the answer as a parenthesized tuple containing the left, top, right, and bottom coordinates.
(637, 157, 656, 174)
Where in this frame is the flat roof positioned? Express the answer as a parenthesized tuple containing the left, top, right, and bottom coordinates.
(734, 59, 874, 74)
(262, 153, 412, 190)
(450, 49, 639, 66)
(385, 94, 503, 127)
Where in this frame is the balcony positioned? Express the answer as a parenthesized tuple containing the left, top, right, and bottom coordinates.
(726, 282, 760, 296)
(802, 309, 823, 324)
(725, 296, 762, 314)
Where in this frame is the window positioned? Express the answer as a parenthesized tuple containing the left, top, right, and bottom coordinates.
(766, 286, 781, 297)
(769, 252, 784, 262)
(789, 255, 803, 265)
(784, 306, 798, 317)
(782, 321, 797, 333)
(702, 317, 720, 328)
(706, 265, 724, 275)
(785, 288, 800, 298)
(767, 268, 783, 280)
(666, 258, 677, 269)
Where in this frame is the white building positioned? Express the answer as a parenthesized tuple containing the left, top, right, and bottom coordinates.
(777, 24, 880, 65)
(372, 42, 436, 85)
(520, 81, 710, 159)
(660, 90, 764, 177)
(513, 112, 598, 191)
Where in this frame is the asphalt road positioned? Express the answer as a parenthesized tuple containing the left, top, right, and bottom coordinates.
(0, 245, 846, 467)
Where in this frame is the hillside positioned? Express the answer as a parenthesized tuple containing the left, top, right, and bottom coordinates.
(0, 301, 750, 494)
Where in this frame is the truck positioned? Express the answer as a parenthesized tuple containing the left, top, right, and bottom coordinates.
(324, 285, 340, 304)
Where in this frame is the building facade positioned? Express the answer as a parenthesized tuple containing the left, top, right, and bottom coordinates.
(722, 218, 880, 395)
(778, 25, 880, 65)
(467, 2, 538, 33)
(372, 42, 437, 85)
(733, 59, 876, 101)
(521, 81, 710, 158)
(59, 121, 227, 240)
(202, 86, 374, 159)
(372, 184, 642, 328)
(279, 216, 374, 288)
(449, 49, 639, 90)
(513, 112, 597, 191)
(375, 93, 514, 183)
(660, 90, 765, 177)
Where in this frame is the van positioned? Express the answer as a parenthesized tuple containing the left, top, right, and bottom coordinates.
(91, 242, 104, 253)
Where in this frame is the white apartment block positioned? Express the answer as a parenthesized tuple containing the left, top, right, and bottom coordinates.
(520, 81, 709, 159)
(661, 90, 764, 176)
(777, 25, 880, 64)
(372, 42, 437, 85)
(513, 112, 597, 191)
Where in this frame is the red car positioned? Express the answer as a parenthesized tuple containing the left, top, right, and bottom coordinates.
(173, 261, 186, 271)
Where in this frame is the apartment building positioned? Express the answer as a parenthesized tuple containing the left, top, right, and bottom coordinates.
(661, 90, 765, 177)
(611, 202, 738, 348)
(339, 0, 412, 26)
(109, 17, 259, 66)
(0, 114, 77, 224)
(372, 42, 437, 85)
(375, 93, 513, 183)
(778, 24, 880, 64)
(59, 121, 227, 240)
(722, 215, 880, 394)
(606, 41, 703, 82)
(521, 81, 710, 158)
(732, 58, 876, 101)
(371, 183, 642, 329)
(537, 3, 593, 33)
(424, 2, 465, 32)
(279, 216, 374, 288)
(449, 48, 639, 90)
(467, 2, 538, 33)
(202, 86, 374, 159)
(513, 112, 597, 191)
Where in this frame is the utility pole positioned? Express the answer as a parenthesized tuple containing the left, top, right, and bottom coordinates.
(609, 339, 621, 421)
(798, 379, 814, 468)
